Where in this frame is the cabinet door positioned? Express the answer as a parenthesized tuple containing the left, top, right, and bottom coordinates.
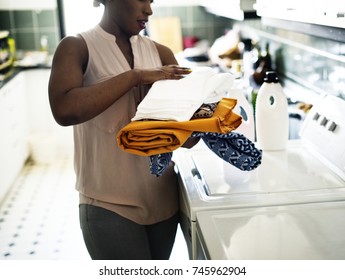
(25, 69, 74, 162)
(0, 90, 10, 200)
(255, 0, 345, 28)
(200, 0, 256, 20)
(25, 69, 56, 134)
(0, 72, 28, 202)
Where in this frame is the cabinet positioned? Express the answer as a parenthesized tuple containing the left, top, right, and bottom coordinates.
(200, 0, 257, 21)
(25, 69, 55, 136)
(0, 72, 29, 202)
(255, 0, 345, 28)
(0, 68, 74, 202)
(25, 69, 73, 164)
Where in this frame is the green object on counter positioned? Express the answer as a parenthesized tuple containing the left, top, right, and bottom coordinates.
(251, 89, 258, 113)
(8, 36, 16, 62)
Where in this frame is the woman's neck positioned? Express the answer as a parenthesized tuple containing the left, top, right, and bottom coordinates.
(99, 14, 131, 42)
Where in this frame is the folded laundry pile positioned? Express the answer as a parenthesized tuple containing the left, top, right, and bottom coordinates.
(117, 67, 262, 176)
(117, 98, 242, 156)
(132, 66, 234, 122)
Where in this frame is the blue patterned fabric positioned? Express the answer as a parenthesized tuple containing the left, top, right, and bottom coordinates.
(149, 132, 262, 176)
(149, 152, 173, 177)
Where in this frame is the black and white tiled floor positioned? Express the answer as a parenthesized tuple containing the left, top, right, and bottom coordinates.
(0, 156, 90, 260)
(0, 154, 188, 260)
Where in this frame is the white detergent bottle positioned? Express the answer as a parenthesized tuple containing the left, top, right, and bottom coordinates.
(255, 71, 289, 150)
(228, 85, 255, 142)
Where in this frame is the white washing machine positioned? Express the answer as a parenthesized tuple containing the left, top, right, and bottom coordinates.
(195, 200, 345, 259)
(174, 94, 345, 259)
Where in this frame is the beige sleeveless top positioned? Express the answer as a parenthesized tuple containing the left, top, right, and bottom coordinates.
(75, 25, 179, 225)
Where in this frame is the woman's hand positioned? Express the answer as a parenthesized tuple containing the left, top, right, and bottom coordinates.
(182, 136, 200, 149)
(138, 65, 192, 85)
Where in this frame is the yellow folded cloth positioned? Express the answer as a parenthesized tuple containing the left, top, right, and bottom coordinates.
(117, 98, 242, 156)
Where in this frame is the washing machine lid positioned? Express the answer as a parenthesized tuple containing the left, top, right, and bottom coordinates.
(190, 139, 345, 198)
(174, 139, 345, 220)
(189, 94, 345, 200)
(196, 201, 345, 260)
(191, 94, 345, 198)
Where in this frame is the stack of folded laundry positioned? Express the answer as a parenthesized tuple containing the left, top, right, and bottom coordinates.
(131, 66, 234, 122)
(117, 67, 262, 176)
(117, 98, 241, 156)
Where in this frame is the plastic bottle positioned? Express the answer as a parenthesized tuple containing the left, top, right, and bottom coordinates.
(255, 71, 289, 150)
(253, 44, 270, 85)
(40, 35, 49, 52)
(228, 80, 255, 142)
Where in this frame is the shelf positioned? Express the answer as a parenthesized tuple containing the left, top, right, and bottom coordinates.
(261, 17, 345, 43)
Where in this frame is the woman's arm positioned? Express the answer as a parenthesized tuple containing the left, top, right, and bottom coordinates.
(48, 36, 142, 126)
(48, 37, 191, 126)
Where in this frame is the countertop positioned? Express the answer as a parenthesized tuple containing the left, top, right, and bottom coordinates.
(0, 64, 51, 90)
(0, 68, 22, 90)
(1, 51, 52, 90)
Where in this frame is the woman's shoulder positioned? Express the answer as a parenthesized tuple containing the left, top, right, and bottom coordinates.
(136, 34, 172, 55)
(53, 35, 89, 71)
(58, 35, 87, 50)
(155, 42, 177, 65)
(151, 40, 177, 65)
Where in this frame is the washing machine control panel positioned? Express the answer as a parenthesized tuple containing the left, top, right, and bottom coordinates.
(300, 94, 345, 176)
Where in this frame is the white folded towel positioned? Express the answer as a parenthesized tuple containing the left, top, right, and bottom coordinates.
(132, 67, 234, 122)
(203, 72, 235, 103)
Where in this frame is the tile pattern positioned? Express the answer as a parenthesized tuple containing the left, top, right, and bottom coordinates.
(152, 5, 230, 45)
(0, 9, 60, 54)
(0, 6, 230, 54)
(0, 155, 188, 260)
(0, 156, 90, 260)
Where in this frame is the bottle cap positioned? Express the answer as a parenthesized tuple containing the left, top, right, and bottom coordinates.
(264, 71, 279, 83)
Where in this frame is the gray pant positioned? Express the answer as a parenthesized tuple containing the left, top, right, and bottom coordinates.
(79, 204, 179, 260)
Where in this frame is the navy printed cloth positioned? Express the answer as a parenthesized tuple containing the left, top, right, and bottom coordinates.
(149, 131, 262, 176)
(149, 152, 173, 177)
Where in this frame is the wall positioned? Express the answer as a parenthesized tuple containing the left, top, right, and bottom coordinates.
(0, 0, 56, 10)
(151, 5, 231, 46)
(2, 1, 343, 101)
(0, 8, 60, 54)
(154, 0, 200, 6)
(151, 5, 345, 101)
(0, 4, 229, 55)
